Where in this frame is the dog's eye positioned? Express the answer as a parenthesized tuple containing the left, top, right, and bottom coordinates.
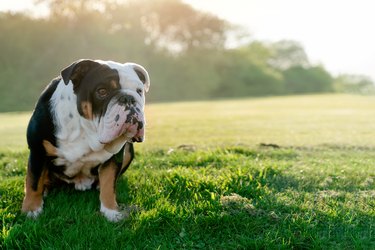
(97, 88, 108, 98)
(136, 88, 143, 96)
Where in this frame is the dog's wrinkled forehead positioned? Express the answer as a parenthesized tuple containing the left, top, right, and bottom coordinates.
(96, 60, 150, 93)
(61, 59, 150, 94)
(60, 59, 150, 121)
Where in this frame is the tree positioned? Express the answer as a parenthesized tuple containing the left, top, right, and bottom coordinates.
(134, 0, 229, 53)
(283, 65, 333, 94)
(268, 40, 310, 70)
(37, 0, 229, 54)
(214, 46, 284, 97)
(334, 74, 375, 94)
(35, 0, 105, 20)
(0, 2, 343, 111)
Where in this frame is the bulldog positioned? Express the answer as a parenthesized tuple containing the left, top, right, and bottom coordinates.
(22, 59, 150, 222)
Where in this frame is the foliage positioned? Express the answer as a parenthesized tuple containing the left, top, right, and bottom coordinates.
(214, 43, 284, 97)
(268, 40, 310, 70)
(0, 0, 373, 112)
(334, 74, 375, 94)
(283, 65, 333, 94)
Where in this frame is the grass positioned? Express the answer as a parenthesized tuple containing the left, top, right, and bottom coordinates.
(1, 94, 375, 249)
(0, 113, 30, 151)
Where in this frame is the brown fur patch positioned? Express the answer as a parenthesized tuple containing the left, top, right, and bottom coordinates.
(73, 172, 85, 182)
(81, 101, 93, 120)
(43, 140, 57, 156)
(98, 162, 118, 210)
(110, 79, 119, 89)
(22, 166, 49, 213)
(104, 135, 127, 154)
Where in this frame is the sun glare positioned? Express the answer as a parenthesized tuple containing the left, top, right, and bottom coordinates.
(0, 0, 374, 80)
(0, 0, 49, 17)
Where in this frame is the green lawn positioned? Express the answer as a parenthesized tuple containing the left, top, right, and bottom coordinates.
(1, 94, 374, 249)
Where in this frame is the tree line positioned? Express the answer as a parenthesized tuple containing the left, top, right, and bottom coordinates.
(0, 0, 373, 112)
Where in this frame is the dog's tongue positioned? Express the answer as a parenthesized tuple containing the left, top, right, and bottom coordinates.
(98, 103, 144, 144)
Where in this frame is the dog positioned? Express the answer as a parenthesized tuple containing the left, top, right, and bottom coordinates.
(22, 59, 150, 222)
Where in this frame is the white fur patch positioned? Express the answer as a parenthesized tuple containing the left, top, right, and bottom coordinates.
(50, 81, 81, 142)
(26, 202, 43, 219)
(100, 203, 124, 222)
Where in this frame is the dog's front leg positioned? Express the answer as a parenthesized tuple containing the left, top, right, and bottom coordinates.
(98, 159, 122, 222)
(99, 143, 134, 222)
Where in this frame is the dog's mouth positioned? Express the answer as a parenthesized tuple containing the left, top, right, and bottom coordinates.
(98, 101, 145, 144)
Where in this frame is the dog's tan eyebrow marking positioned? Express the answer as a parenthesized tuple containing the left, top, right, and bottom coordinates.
(81, 101, 93, 120)
(110, 79, 119, 89)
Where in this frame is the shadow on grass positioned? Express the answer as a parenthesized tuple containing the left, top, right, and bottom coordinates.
(1, 147, 374, 249)
(128, 167, 374, 249)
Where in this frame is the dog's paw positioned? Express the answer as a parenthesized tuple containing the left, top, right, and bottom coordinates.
(100, 203, 124, 222)
(74, 178, 95, 191)
(24, 202, 44, 219)
(26, 207, 43, 219)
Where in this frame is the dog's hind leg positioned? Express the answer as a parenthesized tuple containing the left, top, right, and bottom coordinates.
(22, 151, 49, 218)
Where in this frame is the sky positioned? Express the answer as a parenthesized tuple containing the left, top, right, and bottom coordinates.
(1, 0, 374, 80)
(184, 0, 375, 81)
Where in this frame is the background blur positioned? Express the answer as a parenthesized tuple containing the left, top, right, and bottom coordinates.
(0, 0, 374, 112)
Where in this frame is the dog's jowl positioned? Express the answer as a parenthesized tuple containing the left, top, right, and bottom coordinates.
(22, 59, 150, 222)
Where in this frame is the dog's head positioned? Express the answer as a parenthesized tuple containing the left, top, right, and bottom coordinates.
(61, 59, 150, 144)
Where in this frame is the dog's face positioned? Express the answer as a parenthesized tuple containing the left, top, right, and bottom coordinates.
(61, 59, 150, 144)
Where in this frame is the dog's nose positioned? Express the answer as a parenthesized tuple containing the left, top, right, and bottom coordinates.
(137, 121, 144, 129)
(118, 94, 135, 105)
(132, 136, 144, 143)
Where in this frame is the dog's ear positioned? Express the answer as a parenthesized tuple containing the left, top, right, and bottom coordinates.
(61, 59, 100, 90)
(128, 63, 150, 92)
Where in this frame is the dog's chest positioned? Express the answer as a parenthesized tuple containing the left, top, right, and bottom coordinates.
(50, 82, 115, 176)
(54, 134, 113, 177)
(54, 133, 126, 178)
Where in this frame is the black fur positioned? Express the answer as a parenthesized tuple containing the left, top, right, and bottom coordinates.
(61, 60, 121, 118)
(26, 78, 59, 190)
(119, 143, 134, 176)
